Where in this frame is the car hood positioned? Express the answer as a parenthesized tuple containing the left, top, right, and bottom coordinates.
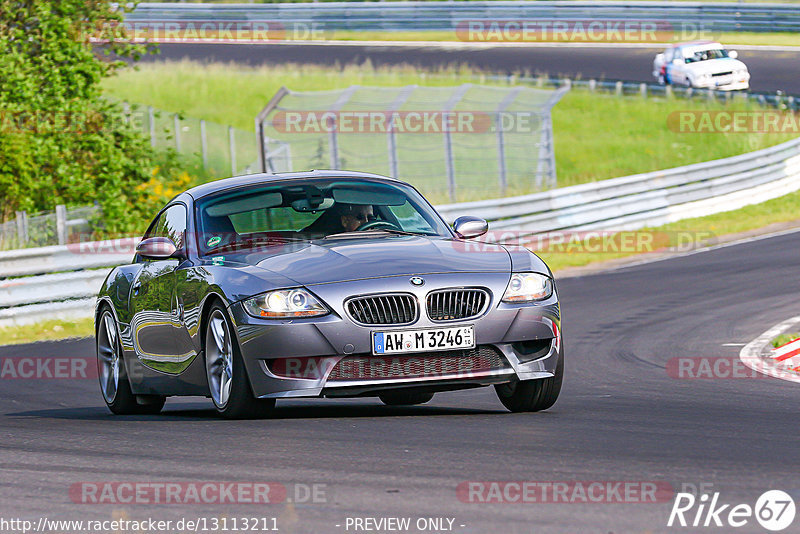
(686, 58, 747, 75)
(228, 234, 512, 286)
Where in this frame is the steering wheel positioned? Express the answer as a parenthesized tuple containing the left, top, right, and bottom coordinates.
(357, 219, 402, 232)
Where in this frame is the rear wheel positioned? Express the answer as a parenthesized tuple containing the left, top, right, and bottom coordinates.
(379, 391, 434, 406)
(204, 304, 275, 419)
(495, 350, 563, 413)
(96, 308, 165, 415)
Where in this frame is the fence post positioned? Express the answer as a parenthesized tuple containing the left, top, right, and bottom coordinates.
(200, 119, 208, 168)
(173, 114, 182, 152)
(443, 118, 456, 202)
(666, 85, 673, 99)
(228, 126, 237, 176)
(495, 114, 507, 196)
(387, 128, 399, 179)
(55, 204, 67, 246)
(640, 83, 647, 98)
(588, 79, 596, 92)
(122, 101, 130, 126)
(328, 117, 340, 170)
(615, 81, 623, 97)
(147, 106, 156, 148)
(15, 211, 28, 246)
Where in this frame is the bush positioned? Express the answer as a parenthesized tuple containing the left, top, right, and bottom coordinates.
(0, 0, 181, 234)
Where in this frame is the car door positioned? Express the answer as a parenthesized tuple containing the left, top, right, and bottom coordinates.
(129, 204, 188, 372)
(669, 49, 687, 85)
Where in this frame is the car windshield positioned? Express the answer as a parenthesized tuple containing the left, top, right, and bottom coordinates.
(194, 178, 452, 255)
(684, 48, 729, 63)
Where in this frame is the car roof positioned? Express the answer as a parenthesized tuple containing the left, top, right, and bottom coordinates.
(671, 40, 722, 49)
(185, 170, 404, 200)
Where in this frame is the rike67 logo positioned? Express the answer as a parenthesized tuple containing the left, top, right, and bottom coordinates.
(668, 490, 796, 531)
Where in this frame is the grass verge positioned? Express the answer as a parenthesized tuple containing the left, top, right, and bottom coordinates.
(772, 333, 800, 348)
(102, 61, 796, 196)
(0, 318, 95, 347)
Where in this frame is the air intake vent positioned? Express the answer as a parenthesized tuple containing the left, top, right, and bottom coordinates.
(347, 294, 418, 325)
(426, 288, 489, 322)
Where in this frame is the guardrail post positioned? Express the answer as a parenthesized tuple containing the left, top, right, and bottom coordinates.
(15, 211, 28, 246)
(789, 96, 796, 111)
(148, 106, 156, 148)
(639, 83, 647, 98)
(588, 79, 596, 92)
(200, 119, 208, 168)
(228, 126, 237, 175)
(55, 204, 67, 246)
(615, 81, 623, 97)
(665, 85, 673, 99)
(173, 114, 182, 152)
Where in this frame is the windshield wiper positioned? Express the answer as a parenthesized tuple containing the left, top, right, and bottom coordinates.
(323, 228, 431, 239)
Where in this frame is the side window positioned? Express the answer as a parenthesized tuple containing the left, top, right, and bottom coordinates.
(144, 204, 187, 249)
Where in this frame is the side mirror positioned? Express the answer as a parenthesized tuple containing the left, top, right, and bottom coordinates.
(728, 50, 738, 59)
(453, 216, 488, 239)
(136, 237, 178, 260)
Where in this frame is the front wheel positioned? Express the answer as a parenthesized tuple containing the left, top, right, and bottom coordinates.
(96, 308, 165, 415)
(204, 304, 275, 419)
(495, 350, 563, 413)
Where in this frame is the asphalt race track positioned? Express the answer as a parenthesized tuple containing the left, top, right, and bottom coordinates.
(144, 42, 800, 95)
(3, 230, 800, 533)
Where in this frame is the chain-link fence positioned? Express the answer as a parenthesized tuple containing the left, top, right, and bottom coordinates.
(121, 102, 270, 177)
(0, 205, 100, 251)
(256, 84, 568, 204)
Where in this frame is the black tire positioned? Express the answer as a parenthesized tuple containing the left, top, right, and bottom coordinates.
(495, 350, 563, 413)
(379, 391, 434, 406)
(96, 307, 165, 415)
(204, 303, 275, 419)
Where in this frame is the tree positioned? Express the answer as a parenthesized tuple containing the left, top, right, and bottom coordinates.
(0, 0, 176, 233)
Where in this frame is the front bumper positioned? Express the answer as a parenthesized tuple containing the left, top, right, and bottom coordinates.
(228, 273, 561, 399)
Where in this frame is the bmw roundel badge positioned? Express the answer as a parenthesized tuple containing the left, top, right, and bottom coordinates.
(409, 276, 425, 286)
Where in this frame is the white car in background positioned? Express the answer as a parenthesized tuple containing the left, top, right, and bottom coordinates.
(653, 41, 750, 91)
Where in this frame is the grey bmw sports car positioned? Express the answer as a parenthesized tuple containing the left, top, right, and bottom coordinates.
(96, 171, 563, 418)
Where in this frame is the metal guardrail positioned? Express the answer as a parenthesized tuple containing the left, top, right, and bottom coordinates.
(2, 135, 799, 327)
(126, 2, 800, 33)
(437, 136, 800, 233)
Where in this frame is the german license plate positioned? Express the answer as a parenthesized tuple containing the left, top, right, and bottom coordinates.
(372, 325, 475, 355)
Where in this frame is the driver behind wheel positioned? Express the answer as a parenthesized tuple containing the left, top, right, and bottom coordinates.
(340, 204, 374, 232)
(302, 203, 375, 235)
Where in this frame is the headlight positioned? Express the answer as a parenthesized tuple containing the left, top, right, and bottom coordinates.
(243, 289, 329, 318)
(502, 273, 553, 303)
